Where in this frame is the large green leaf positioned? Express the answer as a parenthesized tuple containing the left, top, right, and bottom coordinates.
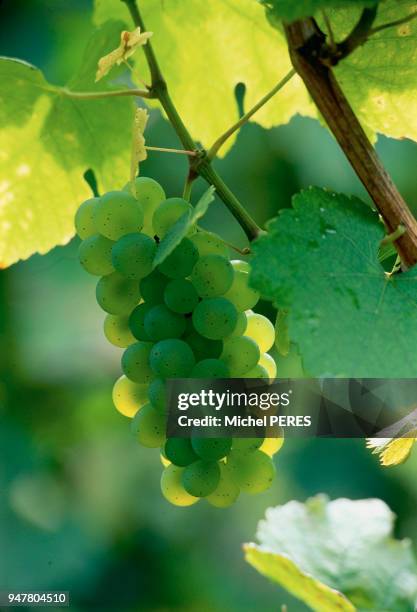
(261, 0, 377, 22)
(0, 22, 134, 267)
(95, 0, 417, 149)
(245, 495, 417, 611)
(250, 187, 417, 377)
(93, 0, 315, 153)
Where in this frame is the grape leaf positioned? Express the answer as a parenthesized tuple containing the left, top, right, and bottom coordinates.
(244, 495, 417, 611)
(261, 0, 377, 22)
(152, 186, 215, 268)
(250, 187, 417, 377)
(93, 0, 315, 154)
(95, 0, 417, 149)
(0, 21, 134, 267)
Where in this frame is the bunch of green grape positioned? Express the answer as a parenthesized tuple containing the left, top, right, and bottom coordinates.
(75, 176, 283, 507)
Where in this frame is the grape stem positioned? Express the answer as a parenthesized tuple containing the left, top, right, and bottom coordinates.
(120, 0, 264, 240)
(59, 86, 153, 99)
(145, 146, 197, 156)
(207, 69, 296, 160)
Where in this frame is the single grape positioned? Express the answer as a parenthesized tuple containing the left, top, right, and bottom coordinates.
(190, 230, 230, 258)
(75, 197, 99, 239)
(140, 270, 168, 304)
(224, 268, 259, 311)
(191, 359, 230, 379)
(112, 375, 148, 418)
(164, 279, 199, 314)
(246, 364, 269, 379)
(206, 462, 240, 508)
(161, 465, 199, 507)
(152, 198, 192, 238)
(259, 353, 277, 379)
(192, 298, 238, 340)
(158, 238, 198, 279)
(112, 233, 156, 279)
(227, 449, 275, 494)
(144, 304, 186, 341)
(191, 255, 234, 298)
(96, 272, 141, 315)
(104, 314, 136, 348)
(94, 190, 144, 240)
(232, 438, 263, 452)
(150, 339, 195, 378)
(122, 341, 154, 383)
(165, 438, 198, 466)
(148, 378, 167, 413)
(231, 259, 250, 273)
(260, 437, 284, 456)
(78, 234, 114, 276)
(221, 336, 260, 376)
(131, 403, 166, 447)
(184, 330, 223, 361)
(127, 176, 166, 236)
(129, 302, 153, 341)
(245, 312, 275, 352)
(182, 460, 221, 497)
(160, 453, 171, 467)
(191, 437, 232, 461)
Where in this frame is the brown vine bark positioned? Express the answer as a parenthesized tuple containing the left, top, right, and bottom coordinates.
(284, 18, 417, 269)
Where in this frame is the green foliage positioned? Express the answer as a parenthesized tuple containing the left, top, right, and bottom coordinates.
(244, 495, 417, 611)
(0, 21, 134, 267)
(250, 187, 417, 377)
(261, 0, 377, 22)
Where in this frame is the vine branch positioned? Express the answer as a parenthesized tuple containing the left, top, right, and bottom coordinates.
(284, 17, 417, 268)
(121, 0, 264, 239)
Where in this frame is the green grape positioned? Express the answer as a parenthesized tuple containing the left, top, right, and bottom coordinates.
(228, 311, 247, 337)
(75, 197, 99, 239)
(152, 198, 192, 238)
(165, 438, 198, 467)
(191, 437, 232, 461)
(192, 298, 238, 340)
(140, 270, 168, 304)
(112, 375, 148, 418)
(231, 259, 250, 273)
(245, 312, 275, 352)
(78, 234, 114, 276)
(206, 462, 240, 508)
(144, 304, 186, 341)
(148, 378, 167, 413)
(161, 465, 199, 507)
(246, 364, 269, 379)
(232, 438, 263, 452)
(184, 331, 223, 361)
(164, 279, 199, 314)
(191, 255, 234, 298)
(227, 450, 275, 494)
(158, 238, 198, 279)
(104, 314, 136, 348)
(122, 341, 154, 383)
(131, 403, 166, 447)
(182, 460, 221, 497)
(127, 176, 166, 236)
(96, 272, 141, 315)
(259, 353, 277, 379)
(190, 230, 230, 258)
(129, 303, 153, 341)
(224, 268, 259, 311)
(94, 190, 144, 240)
(221, 336, 260, 376)
(150, 339, 195, 378)
(191, 359, 230, 379)
(260, 437, 284, 456)
(112, 233, 156, 279)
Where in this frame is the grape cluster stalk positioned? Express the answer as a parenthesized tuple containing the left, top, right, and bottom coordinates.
(75, 177, 283, 507)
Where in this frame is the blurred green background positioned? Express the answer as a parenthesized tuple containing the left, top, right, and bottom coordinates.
(1, 1, 417, 610)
